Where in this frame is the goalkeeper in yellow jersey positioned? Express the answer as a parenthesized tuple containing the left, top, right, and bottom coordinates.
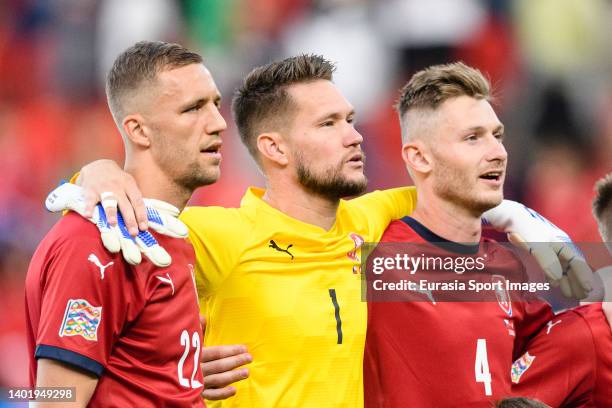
(50, 54, 591, 407)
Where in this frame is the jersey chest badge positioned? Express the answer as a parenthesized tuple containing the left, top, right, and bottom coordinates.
(347, 233, 365, 274)
(59, 298, 102, 341)
(492, 274, 512, 317)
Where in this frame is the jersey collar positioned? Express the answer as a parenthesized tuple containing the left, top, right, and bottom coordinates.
(240, 187, 344, 234)
(401, 216, 481, 255)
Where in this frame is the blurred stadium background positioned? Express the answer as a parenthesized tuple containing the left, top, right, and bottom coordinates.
(0, 0, 610, 390)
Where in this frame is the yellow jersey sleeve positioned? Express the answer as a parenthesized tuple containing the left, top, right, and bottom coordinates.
(179, 206, 248, 298)
(345, 186, 417, 239)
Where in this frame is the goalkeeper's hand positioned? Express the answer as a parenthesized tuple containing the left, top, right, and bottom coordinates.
(77, 159, 147, 236)
(199, 316, 251, 401)
(46, 182, 188, 267)
(483, 200, 593, 299)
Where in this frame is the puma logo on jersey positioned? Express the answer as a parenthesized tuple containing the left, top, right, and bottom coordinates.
(546, 319, 562, 334)
(269, 240, 294, 260)
(87, 254, 114, 279)
(156, 273, 175, 295)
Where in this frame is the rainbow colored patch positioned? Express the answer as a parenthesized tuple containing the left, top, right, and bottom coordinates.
(59, 299, 102, 341)
(511, 351, 535, 384)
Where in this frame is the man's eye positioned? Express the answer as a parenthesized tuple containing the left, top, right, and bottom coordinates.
(322, 121, 334, 127)
(466, 134, 478, 141)
(183, 104, 202, 113)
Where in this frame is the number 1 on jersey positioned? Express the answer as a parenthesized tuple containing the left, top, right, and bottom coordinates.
(475, 338, 492, 396)
(328, 289, 343, 344)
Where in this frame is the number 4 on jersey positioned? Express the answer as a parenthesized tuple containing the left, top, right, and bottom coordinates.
(475, 339, 492, 396)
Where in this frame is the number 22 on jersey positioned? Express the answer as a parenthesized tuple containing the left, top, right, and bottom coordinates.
(178, 330, 203, 389)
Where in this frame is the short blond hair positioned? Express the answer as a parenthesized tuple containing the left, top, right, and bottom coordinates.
(396, 62, 492, 143)
(106, 41, 203, 127)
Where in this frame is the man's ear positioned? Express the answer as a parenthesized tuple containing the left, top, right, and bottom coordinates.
(257, 132, 289, 166)
(402, 140, 432, 175)
(123, 114, 150, 148)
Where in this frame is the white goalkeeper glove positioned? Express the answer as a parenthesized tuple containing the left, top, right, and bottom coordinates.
(46, 182, 188, 267)
(483, 200, 593, 299)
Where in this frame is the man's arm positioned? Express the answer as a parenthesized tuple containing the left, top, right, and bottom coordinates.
(33, 359, 98, 408)
(61, 160, 592, 299)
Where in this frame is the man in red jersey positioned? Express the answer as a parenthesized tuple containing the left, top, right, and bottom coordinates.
(363, 62, 555, 407)
(25, 41, 239, 406)
(509, 173, 612, 407)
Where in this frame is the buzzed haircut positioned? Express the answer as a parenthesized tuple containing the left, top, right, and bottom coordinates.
(593, 172, 612, 241)
(232, 54, 335, 161)
(106, 41, 203, 127)
(396, 62, 492, 143)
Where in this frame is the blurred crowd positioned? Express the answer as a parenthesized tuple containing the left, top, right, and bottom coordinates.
(0, 0, 610, 389)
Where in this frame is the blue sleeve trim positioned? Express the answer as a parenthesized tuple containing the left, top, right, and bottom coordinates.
(35, 344, 104, 377)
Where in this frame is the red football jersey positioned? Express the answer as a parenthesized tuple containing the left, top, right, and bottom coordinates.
(364, 217, 553, 408)
(511, 303, 612, 407)
(25, 212, 205, 407)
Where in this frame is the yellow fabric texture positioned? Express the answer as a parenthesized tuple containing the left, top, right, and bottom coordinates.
(180, 186, 416, 407)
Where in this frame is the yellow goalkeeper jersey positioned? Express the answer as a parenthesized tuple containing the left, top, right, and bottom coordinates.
(180, 187, 416, 407)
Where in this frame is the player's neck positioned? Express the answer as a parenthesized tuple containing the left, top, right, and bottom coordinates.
(262, 179, 339, 231)
(125, 161, 191, 211)
(410, 194, 482, 244)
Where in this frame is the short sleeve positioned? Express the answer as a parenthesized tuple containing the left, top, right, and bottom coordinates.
(346, 187, 417, 240)
(511, 310, 595, 406)
(35, 233, 130, 377)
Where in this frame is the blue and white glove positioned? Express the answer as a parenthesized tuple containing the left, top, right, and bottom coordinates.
(46, 183, 188, 267)
(483, 200, 593, 299)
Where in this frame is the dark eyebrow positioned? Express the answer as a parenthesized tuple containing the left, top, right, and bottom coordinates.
(180, 98, 205, 112)
(314, 109, 355, 123)
(180, 93, 222, 112)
